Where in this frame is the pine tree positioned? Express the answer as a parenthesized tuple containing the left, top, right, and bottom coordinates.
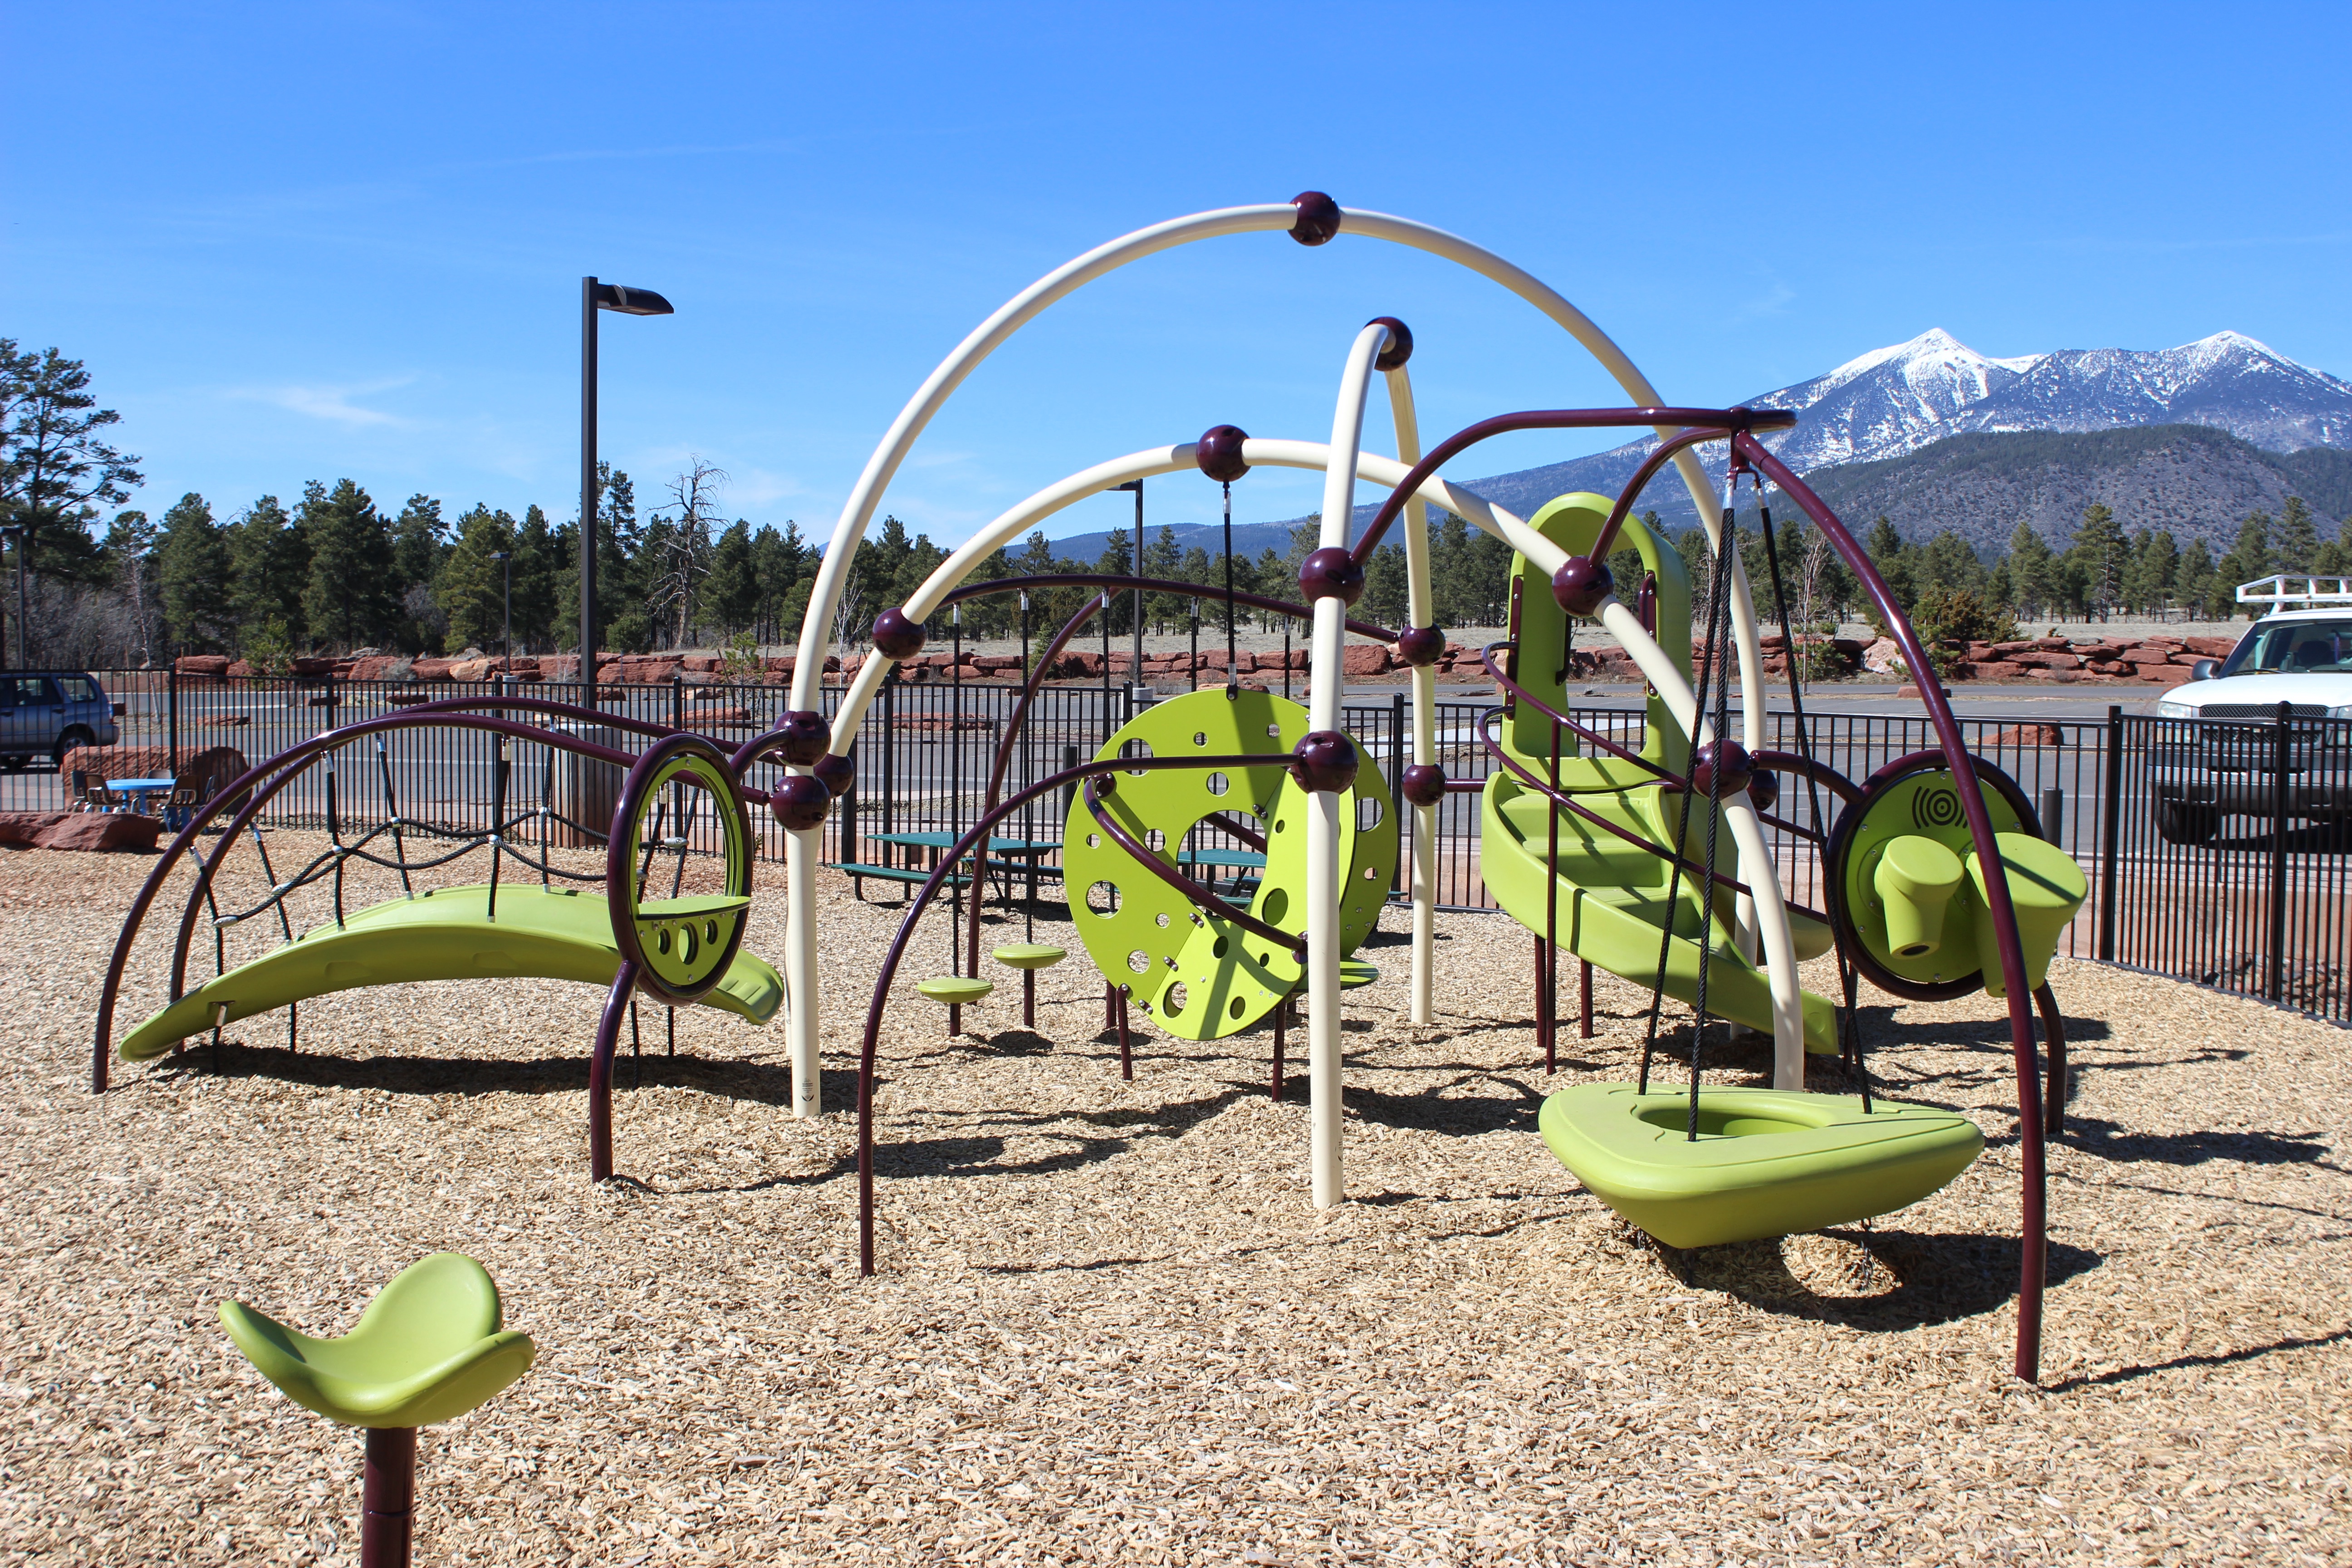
(436, 505, 516, 652)
(1863, 516, 1915, 614)
(299, 479, 397, 651)
(225, 495, 309, 651)
(0, 341, 144, 590)
(511, 504, 559, 650)
(702, 519, 758, 636)
(2174, 539, 2219, 618)
(2120, 529, 2178, 615)
(556, 464, 638, 653)
(390, 495, 448, 652)
(2006, 521, 2056, 619)
(2215, 509, 2274, 616)
(2068, 503, 2127, 620)
(2273, 496, 2321, 573)
(155, 493, 234, 653)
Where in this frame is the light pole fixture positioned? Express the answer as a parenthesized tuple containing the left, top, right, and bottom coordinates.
(490, 550, 513, 682)
(581, 277, 675, 702)
(1107, 480, 1143, 696)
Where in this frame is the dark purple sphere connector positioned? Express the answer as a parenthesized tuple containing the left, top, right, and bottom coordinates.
(1551, 555, 1615, 617)
(812, 751, 856, 799)
(770, 773, 832, 831)
(1394, 625, 1445, 667)
(1196, 425, 1251, 483)
(1400, 763, 1448, 807)
(1690, 739, 1754, 799)
(1747, 768, 1780, 815)
(776, 709, 831, 767)
(871, 607, 926, 661)
(1298, 546, 1365, 607)
(1289, 191, 1341, 246)
(1369, 316, 1413, 371)
(1290, 730, 1359, 794)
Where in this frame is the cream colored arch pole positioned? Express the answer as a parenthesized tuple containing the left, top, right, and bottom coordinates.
(1383, 363, 1439, 1026)
(1304, 321, 1393, 1209)
(782, 196, 1785, 1105)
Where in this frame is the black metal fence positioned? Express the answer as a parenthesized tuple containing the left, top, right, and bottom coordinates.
(24, 671, 2351, 1024)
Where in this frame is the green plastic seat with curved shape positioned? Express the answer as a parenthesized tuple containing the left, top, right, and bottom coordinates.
(917, 975, 994, 1005)
(991, 944, 1066, 971)
(1539, 1083, 1984, 1250)
(1338, 958, 1379, 990)
(217, 1252, 537, 1429)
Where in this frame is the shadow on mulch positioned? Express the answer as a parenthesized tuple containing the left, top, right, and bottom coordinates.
(874, 1087, 1253, 1178)
(2045, 1325, 2352, 1392)
(2057, 1116, 2331, 1166)
(153, 1038, 799, 1106)
(1661, 1226, 2105, 1330)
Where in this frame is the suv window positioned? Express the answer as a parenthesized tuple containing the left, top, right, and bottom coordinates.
(56, 675, 100, 703)
(2, 676, 58, 708)
(2220, 620, 2352, 676)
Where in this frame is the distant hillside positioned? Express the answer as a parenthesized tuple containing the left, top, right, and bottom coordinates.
(1798, 425, 2352, 551)
(1044, 520, 1301, 565)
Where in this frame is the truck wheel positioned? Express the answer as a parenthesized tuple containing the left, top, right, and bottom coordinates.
(2155, 798, 2220, 846)
(50, 727, 94, 769)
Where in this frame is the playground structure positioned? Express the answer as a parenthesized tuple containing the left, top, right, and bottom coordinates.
(90, 194, 2094, 1383)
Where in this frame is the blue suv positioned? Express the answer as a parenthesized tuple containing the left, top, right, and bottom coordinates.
(1, 671, 121, 769)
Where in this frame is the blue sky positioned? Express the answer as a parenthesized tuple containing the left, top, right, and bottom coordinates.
(8, 1, 2348, 549)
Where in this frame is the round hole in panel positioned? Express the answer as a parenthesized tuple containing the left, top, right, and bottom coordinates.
(1087, 881, 1121, 916)
(1266, 723, 1281, 738)
(657, 927, 673, 955)
(1273, 818, 1287, 833)
(1212, 936, 1229, 958)
(1127, 950, 1150, 974)
(1122, 738, 1152, 776)
(1086, 832, 1100, 849)
(1365, 865, 1379, 879)
(1192, 731, 1208, 748)
(1155, 911, 1171, 928)
(1260, 886, 1290, 924)
(1230, 996, 1247, 1019)
(1163, 982, 1189, 1014)
(1357, 797, 1384, 831)
(680, 924, 699, 963)
(1145, 828, 1165, 851)
(704, 919, 719, 942)
(1205, 772, 1230, 797)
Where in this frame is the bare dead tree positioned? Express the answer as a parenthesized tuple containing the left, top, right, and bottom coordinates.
(649, 458, 727, 648)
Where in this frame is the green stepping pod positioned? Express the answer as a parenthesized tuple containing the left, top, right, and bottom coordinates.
(217, 1253, 537, 1429)
(991, 944, 1065, 970)
(119, 884, 784, 1061)
(1062, 688, 1396, 1041)
(1482, 494, 1839, 1054)
(1539, 1084, 1985, 1250)
(916, 976, 994, 1005)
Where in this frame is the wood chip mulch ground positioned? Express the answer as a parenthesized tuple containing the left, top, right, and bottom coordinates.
(4, 832, 2347, 1565)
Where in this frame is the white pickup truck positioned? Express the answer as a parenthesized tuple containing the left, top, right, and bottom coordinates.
(2150, 575, 2352, 843)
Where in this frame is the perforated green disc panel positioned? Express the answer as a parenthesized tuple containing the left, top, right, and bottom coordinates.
(620, 748, 754, 1003)
(1063, 689, 1398, 1041)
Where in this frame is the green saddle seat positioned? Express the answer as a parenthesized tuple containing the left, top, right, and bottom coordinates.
(1539, 1083, 1984, 1250)
(917, 975, 994, 1004)
(991, 944, 1066, 971)
(217, 1252, 537, 1429)
(1338, 958, 1379, 990)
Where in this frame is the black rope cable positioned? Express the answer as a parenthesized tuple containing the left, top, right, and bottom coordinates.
(1637, 490, 1738, 1094)
(1683, 483, 1743, 1139)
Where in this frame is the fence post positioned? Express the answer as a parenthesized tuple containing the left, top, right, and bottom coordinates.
(2097, 705, 2123, 962)
(671, 674, 683, 734)
(2269, 701, 2292, 1003)
(167, 664, 180, 778)
(1390, 691, 1408, 894)
(879, 676, 896, 843)
(2039, 786, 2064, 847)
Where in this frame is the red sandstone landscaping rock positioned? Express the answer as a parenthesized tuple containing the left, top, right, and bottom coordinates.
(2012, 651, 2083, 670)
(2119, 647, 2175, 665)
(173, 655, 231, 679)
(1343, 645, 1392, 677)
(2185, 636, 2238, 657)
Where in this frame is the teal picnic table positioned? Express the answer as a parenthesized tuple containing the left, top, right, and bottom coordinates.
(833, 831, 1062, 903)
(1177, 844, 1266, 898)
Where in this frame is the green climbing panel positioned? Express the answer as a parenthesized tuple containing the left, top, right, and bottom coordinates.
(1062, 688, 1397, 1041)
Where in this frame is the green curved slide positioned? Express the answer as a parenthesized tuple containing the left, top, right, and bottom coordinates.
(120, 884, 783, 1060)
(1484, 494, 1838, 1054)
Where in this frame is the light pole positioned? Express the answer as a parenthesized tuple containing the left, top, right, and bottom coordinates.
(490, 550, 512, 682)
(581, 278, 674, 703)
(1107, 479, 1142, 697)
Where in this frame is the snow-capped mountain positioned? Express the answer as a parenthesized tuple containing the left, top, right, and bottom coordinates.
(1435, 329, 2352, 528)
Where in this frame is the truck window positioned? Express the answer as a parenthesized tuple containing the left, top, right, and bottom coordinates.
(2220, 619, 2352, 676)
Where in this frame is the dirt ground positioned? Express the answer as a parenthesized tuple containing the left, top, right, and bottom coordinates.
(4, 832, 2347, 1566)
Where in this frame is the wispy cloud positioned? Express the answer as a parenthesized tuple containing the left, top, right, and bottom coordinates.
(232, 377, 416, 428)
